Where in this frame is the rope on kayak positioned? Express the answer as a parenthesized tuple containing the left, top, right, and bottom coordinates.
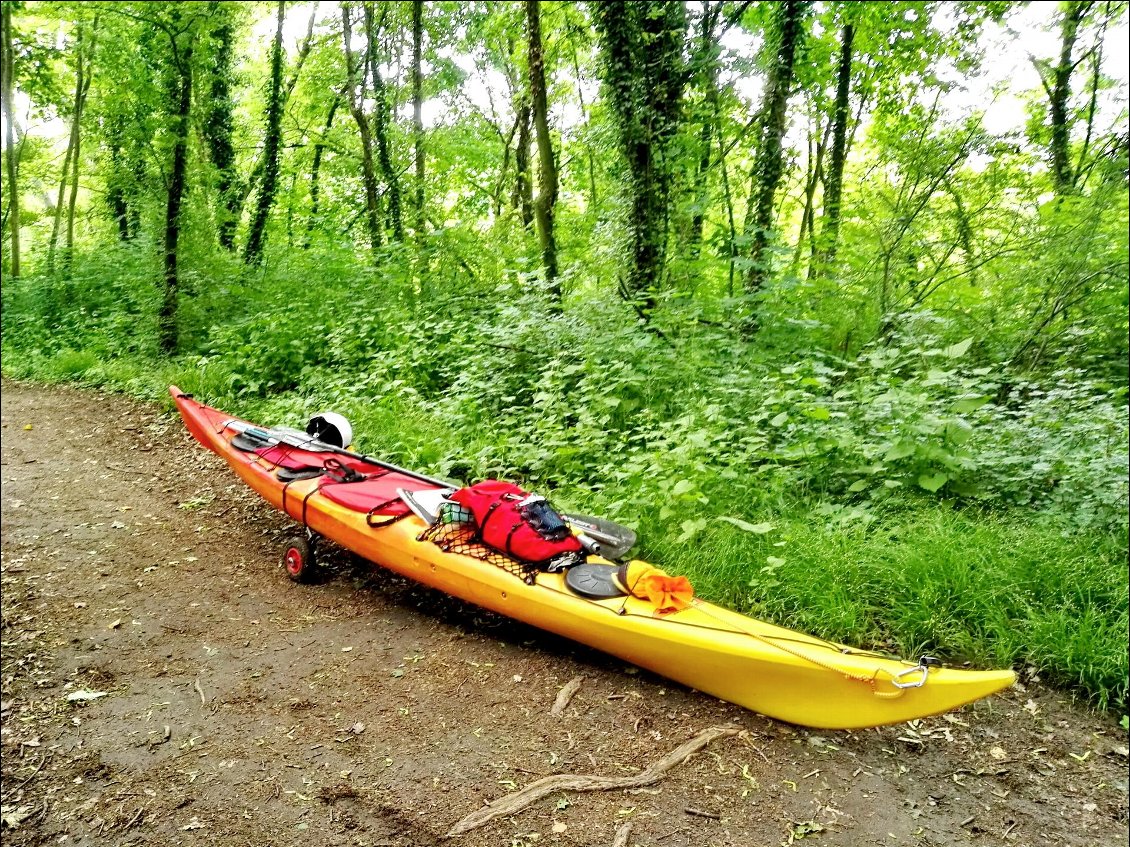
(679, 601, 923, 698)
(537, 578, 925, 698)
(418, 521, 541, 584)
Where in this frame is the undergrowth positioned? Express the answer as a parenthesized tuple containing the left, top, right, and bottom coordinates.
(3, 240, 1127, 713)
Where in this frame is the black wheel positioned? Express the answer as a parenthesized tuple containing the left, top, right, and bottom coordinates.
(281, 536, 316, 583)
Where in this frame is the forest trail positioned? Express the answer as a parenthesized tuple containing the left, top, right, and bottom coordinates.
(1, 378, 1126, 847)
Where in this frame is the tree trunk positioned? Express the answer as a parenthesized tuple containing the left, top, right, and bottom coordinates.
(65, 17, 96, 274)
(243, 0, 286, 265)
(594, 0, 687, 315)
(342, 1, 382, 256)
(305, 92, 341, 247)
(364, 3, 403, 241)
(159, 44, 193, 355)
(47, 125, 75, 275)
(1048, 2, 1089, 194)
(204, 1, 239, 250)
(107, 135, 130, 240)
(687, 2, 722, 258)
(232, 5, 318, 236)
(1, 1, 18, 278)
(743, 0, 806, 302)
(814, 20, 853, 276)
(411, 0, 425, 238)
(513, 98, 534, 228)
(525, 0, 559, 301)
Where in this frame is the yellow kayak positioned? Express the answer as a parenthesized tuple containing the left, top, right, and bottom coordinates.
(171, 387, 1015, 729)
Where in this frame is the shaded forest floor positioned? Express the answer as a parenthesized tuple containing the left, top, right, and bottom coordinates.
(1, 379, 1126, 847)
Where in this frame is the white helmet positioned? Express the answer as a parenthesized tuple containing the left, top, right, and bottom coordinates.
(306, 412, 353, 448)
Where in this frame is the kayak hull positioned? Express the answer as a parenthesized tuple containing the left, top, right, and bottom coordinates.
(170, 388, 1015, 729)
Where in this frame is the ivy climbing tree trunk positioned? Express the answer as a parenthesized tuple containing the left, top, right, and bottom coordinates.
(160, 35, 193, 355)
(526, 0, 559, 302)
(243, 0, 286, 265)
(305, 91, 341, 247)
(594, 0, 688, 317)
(204, 1, 239, 250)
(1045, 1, 1091, 195)
(232, 5, 317, 238)
(513, 97, 534, 229)
(411, 0, 425, 239)
(743, 0, 807, 306)
(1, 1, 18, 278)
(364, 3, 403, 241)
(814, 19, 854, 277)
(342, 1, 382, 256)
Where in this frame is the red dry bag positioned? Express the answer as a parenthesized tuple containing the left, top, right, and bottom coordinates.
(450, 480, 584, 568)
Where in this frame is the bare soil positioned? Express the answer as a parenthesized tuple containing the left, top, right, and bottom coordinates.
(1, 378, 1126, 847)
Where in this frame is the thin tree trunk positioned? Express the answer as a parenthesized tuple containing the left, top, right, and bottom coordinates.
(411, 0, 425, 238)
(48, 20, 89, 276)
(233, 5, 318, 232)
(743, 0, 806, 303)
(305, 92, 341, 247)
(244, 0, 287, 265)
(364, 3, 402, 241)
(687, 2, 722, 257)
(47, 131, 75, 275)
(1, 1, 19, 277)
(1048, 1, 1089, 194)
(526, 0, 559, 301)
(814, 20, 853, 276)
(513, 97, 534, 228)
(65, 17, 96, 273)
(204, 1, 239, 250)
(342, 1, 382, 255)
(160, 44, 193, 355)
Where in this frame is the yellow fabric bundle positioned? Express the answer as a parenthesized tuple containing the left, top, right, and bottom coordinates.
(615, 560, 694, 612)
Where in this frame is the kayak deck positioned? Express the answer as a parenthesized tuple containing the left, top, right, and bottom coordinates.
(170, 387, 1015, 729)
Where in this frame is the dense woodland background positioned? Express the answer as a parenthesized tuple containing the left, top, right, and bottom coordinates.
(1, 1, 1127, 714)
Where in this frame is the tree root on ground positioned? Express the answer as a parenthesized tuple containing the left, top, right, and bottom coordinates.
(445, 725, 738, 837)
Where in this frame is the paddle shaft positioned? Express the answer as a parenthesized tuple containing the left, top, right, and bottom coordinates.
(225, 420, 637, 555)
(226, 421, 454, 489)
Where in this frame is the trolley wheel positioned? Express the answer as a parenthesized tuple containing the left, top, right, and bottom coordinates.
(281, 536, 316, 583)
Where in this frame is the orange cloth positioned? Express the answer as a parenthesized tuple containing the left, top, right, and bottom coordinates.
(616, 561, 694, 612)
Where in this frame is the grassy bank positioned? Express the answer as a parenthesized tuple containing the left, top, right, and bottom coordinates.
(3, 243, 1127, 714)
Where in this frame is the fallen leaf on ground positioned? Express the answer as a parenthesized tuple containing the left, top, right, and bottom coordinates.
(1, 805, 35, 829)
(66, 690, 108, 702)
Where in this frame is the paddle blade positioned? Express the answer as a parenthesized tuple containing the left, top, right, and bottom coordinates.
(564, 513, 637, 559)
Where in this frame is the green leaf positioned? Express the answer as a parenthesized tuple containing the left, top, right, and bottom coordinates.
(804, 407, 831, 421)
(671, 479, 695, 497)
(717, 517, 774, 533)
(677, 518, 707, 543)
(945, 419, 973, 445)
(765, 556, 786, 568)
(847, 479, 870, 492)
(943, 337, 973, 358)
(885, 441, 916, 461)
(917, 472, 949, 493)
(769, 411, 789, 427)
(951, 396, 990, 413)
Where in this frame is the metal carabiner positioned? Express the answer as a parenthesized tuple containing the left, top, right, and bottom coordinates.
(890, 655, 941, 689)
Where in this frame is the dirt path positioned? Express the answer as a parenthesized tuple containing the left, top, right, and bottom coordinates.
(1, 378, 1126, 847)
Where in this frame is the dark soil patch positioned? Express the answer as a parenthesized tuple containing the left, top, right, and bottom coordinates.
(2, 378, 1127, 846)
